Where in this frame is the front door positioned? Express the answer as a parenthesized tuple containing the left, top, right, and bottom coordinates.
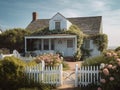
(66, 39, 74, 56)
(55, 39, 75, 57)
(55, 39, 65, 56)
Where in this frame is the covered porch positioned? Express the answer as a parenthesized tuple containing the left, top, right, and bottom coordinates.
(25, 34, 77, 57)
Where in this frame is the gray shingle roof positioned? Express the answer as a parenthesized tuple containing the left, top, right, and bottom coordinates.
(26, 16, 102, 35)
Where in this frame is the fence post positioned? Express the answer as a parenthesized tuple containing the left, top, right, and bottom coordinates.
(75, 64, 78, 87)
(41, 60, 45, 81)
(59, 64, 63, 86)
(0, 53, 3, 59)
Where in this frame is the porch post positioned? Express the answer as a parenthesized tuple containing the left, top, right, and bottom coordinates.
(25, 37, 27, 53)
(49, 39, 51, 50)
(75, 36, 77, 51)
(41, 39, 43, 50)
(75, 64, 78, 87)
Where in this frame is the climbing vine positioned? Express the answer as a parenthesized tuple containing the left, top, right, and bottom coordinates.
(90, 34, 108, 52)
(31, 25, 108, 60)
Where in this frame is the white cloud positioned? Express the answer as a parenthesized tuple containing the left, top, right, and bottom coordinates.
(52, 0, 120, 47)
(59, 9, 81, 17)
(1, 0, 120, 47)
(102, 10, 120, 47)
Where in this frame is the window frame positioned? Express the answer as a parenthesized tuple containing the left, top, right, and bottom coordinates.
(55, 21, 61, 30)
(67, 39, 73, 48)
(84, 39, 90, 49)
(43, 39, 49, 50)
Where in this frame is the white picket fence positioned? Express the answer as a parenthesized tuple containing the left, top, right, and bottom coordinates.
(0, 50, 35, 61)
(75, 64, 100, 87)
(0, 54, 14, 59)
(25, 61, 63, 86)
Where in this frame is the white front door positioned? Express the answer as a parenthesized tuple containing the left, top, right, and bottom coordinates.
(55, 39, 65, 56)
(66, 39, 74, 56)
(55, 39, 75, 57)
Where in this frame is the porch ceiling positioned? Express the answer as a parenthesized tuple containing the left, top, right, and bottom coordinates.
(25, 34, 77, 39)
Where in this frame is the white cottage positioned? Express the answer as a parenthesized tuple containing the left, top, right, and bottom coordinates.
(25, 12, 103, 57)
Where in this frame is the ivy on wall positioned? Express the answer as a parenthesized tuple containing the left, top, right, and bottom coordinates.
(90, 34, 108, 52)
(31, 25, 108, 60)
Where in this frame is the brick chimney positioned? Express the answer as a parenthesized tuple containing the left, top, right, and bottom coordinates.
(32, 12, 38, 21)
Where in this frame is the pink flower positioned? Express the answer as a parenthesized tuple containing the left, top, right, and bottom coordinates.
(106, 52, 112, 57)
(114, 55, 118, 59)
(112, 52, 117, 56)
(107, 64, 112, 69)
(97, 87, 102, 90)
(100, 63, 105, 69)
(103, 68, 109, 76)
(116, 58, 120, 62)
(112, 66, 116, 70)
(100, 79, 106, 83)
(118, 61, 120, 66)
(110, 77, 114, 81)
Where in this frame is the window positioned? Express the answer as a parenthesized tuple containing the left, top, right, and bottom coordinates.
(51, 39, 54, 50)
(43, 39, 49, 50)
(84, 39, 90, 49)
(67, 39, 73, 48)
(58, 39, 62, 44)
(55, 22, 60, 29)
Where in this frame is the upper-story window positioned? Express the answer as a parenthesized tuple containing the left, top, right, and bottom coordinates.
(55, 22, 60, 30)
(84, 39, 90, 49)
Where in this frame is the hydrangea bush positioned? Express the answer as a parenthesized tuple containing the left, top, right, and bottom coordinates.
(98, 50, 120, 90)
(35, 53, 62, 66)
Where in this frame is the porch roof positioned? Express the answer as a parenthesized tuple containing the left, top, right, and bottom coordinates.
(25, 34, 77, 39)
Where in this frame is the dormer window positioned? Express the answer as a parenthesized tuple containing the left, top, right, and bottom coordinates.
(55, 22, 60, 30)
(49, 13, 72, 30)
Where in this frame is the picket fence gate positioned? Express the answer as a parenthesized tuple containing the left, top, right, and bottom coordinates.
(25, 62, 100, 87)
(25, 61, 62, 86)
(75, 64, 100, 87)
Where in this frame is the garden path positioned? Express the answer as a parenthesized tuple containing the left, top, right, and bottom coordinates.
(56, 61, 83, 90)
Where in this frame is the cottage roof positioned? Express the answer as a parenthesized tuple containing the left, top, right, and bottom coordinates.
(26, 16, 102, 35)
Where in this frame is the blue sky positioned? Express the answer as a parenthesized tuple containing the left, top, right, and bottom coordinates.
(0, 0, 120, 48)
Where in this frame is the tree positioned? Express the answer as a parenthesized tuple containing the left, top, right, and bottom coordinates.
(0, 28, 31, 52)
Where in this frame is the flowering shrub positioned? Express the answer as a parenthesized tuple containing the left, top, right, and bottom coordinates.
(98, 50, 120, 90)
(35, 53, 62, 66)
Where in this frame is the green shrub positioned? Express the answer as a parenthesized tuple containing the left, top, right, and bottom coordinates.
(62, 61, 70, 70)
(74, 50, 82, 61)
(115, 46, 120, 52)
(0, 56, 25, 90)
(82, 50, 119, 66)
(82, 55, 106, 66)
(97, 50, 120, 90)
(0, 56, 56, 90)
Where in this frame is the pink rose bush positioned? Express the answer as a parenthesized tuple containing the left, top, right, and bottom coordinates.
(110, 77, 114, 81)
(35, 53, 62, 66)
(102, 68, 109, 76)
(97, 87, 102, 90)
(100, 79, 106, 83)
(99, 50, 120, 90)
